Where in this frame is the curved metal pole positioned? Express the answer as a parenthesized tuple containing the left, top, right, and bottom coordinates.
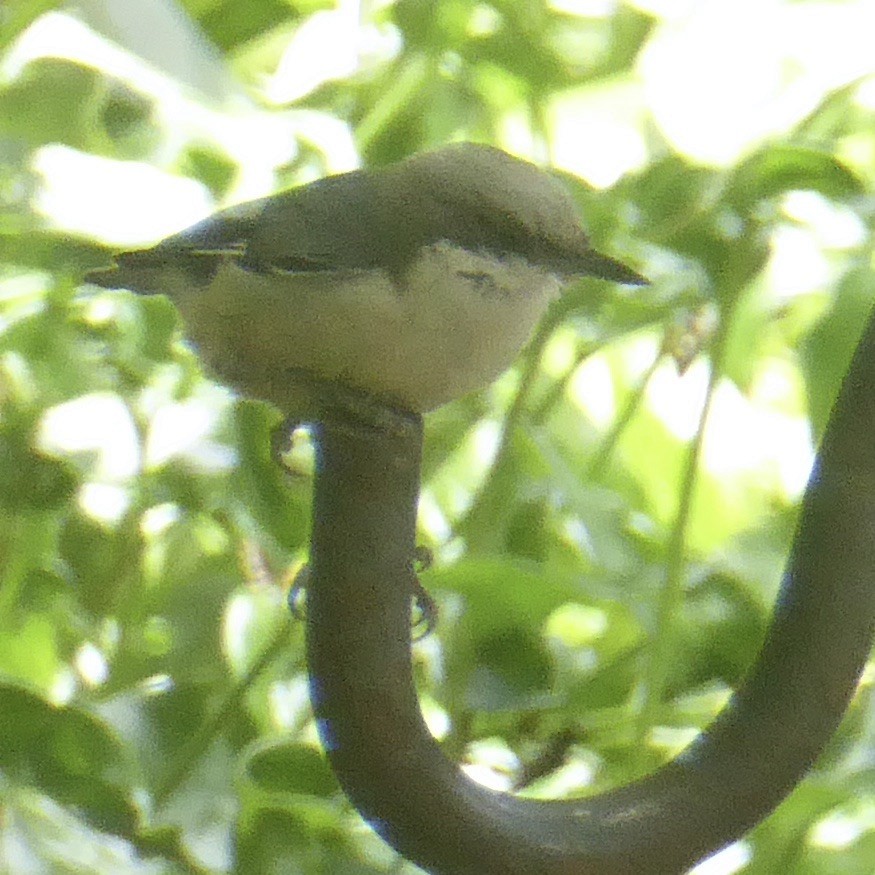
(305, 307, 875, 874)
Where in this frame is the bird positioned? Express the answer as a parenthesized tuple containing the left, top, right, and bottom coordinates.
(85, 142, 645, 418)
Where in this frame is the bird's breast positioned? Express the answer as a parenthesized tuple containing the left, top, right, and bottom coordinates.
(171, 241, 562, 413)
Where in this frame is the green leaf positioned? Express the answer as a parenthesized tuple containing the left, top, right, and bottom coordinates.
(244, 740, 337, 798)
(0, 683, 137, 836)
(800, 267, 872, 438)
(729, 145, 865, 211)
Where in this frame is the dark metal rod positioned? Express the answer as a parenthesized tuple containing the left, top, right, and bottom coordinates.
(306, 306, 875, 873)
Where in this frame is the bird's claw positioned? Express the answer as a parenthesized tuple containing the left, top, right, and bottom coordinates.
(288, 550, 437, 638)
(271, 415, 304, 469)
(288, 564, 309, 620)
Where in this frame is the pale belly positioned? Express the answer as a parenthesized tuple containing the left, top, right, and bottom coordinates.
(171, 243, 563, 413)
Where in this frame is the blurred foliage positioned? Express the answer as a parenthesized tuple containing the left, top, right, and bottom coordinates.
(1, 0, 874, 873)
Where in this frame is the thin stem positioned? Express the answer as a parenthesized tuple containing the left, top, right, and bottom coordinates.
(356, 54, 432, 152)
(636, 306, 733, 749)
(153, 612, 294, 806)
(0, 515, 35, 618)
(586, 347, 662, 481)
(530, 341, 597, 425)
(454, 307, 561, 551)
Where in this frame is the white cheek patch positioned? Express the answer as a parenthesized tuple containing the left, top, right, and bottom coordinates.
(427, 240, 563, 302)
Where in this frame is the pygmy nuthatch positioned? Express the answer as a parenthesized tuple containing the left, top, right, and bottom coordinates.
(86, 143, 645, 415)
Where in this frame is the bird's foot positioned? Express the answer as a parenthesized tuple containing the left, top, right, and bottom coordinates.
(288, 547, 437, 638)
(270, 415, 305, 469)
(270, 376, 420, 470)
(283, 370, 420, 436)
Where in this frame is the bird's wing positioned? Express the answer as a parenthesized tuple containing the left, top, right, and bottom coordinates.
(88, 167, 405, 289)
(242, 169, 401, 273)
